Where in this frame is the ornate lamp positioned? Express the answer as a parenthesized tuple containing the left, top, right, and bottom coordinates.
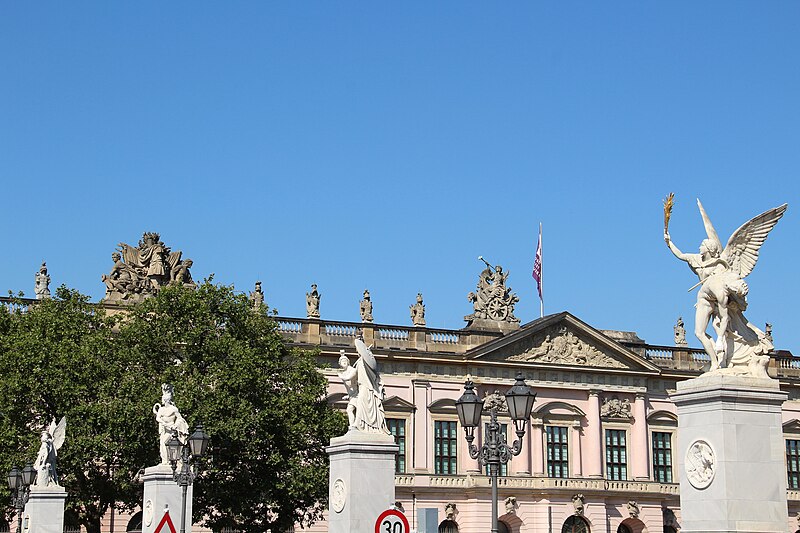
(188, 425, 210, 459)
(7, 466, 21, 490)
(455, 380, 484, 439)
(166, 434, 182, 466)
(505, 373, 537, 434)
(21, 464, 36, 487)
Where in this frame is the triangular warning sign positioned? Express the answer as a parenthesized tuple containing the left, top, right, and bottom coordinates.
(154, 510, 177, 533)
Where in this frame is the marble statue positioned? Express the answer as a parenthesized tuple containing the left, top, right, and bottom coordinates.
(34, 417, 66, 487)
(34, 262, 51, 300)
(250, 281, 264, 309)
(359, 290, 373, 323)
(409, 293, 425, 326)
(306, 284, 320, 318)
(464, 257, 519, 323)
(153, 384, 189, 465)
(674, 316, 688, 347)
(102, 233, 195, 303)
(336, 336, 388, 434)
(664, 199, 787, 377)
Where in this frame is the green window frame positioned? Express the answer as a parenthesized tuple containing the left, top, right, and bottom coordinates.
(386, 418, 406, 474)
(434, 420, 458, 475)
(652, 431, 673, 483)
(546, 426, 569, 478)
(605, 429, 628, 480)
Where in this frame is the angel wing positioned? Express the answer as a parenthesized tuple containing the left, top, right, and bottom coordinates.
(721, 204, 787, 279)
(52, 416, 67, 451)
(696, 199, 723, 252)
(354, 337, 377, 371)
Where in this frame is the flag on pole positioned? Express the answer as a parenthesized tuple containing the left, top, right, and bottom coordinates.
(532, 223, 543, 317)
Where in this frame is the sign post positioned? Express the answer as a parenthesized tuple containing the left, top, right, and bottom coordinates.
(375, 509, 410, 533)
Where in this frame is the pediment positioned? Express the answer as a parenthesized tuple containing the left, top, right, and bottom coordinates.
(468, 312, 660, 373)
(383, 396, 416, 413)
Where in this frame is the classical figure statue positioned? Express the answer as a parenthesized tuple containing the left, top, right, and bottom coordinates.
(674, 316, 688, 347)
(34, 417, 66, 487)
(409, 293, 426, 326)
(306, 284, 320, 318)
(250, 281, 264, 309)
(465, 257, 519, 323)
(34, 262, 51, 300)
(664, 199, 787, 377)
(153, 384, 189, 465)
(359, 290, 373, 323)
(336, 336, 388, 434)
(104, 232, 195, 303)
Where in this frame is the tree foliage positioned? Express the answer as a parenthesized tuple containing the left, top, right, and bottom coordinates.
(0, 283, 345, 533)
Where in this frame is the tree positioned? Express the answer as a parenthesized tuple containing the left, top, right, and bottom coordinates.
(0, 283, 346, 533)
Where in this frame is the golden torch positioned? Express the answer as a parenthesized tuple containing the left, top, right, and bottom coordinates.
(663, 192, 675, 234)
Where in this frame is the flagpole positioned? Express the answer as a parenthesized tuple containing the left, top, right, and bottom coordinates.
(539, 222, 544, 318)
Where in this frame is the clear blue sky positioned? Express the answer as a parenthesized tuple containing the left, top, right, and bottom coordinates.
(2, 3, 799, 350)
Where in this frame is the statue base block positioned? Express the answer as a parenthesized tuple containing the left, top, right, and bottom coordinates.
(142, 464, 192, 533)
(672, 374, 788, 532)
(25, 485, 66, 533)
(326, 430, 398, 533)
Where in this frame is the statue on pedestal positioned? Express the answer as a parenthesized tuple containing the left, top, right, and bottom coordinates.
(409, 293, 425, 326)
(33, 417, 66, 487)
(306, 284, 320, 318)
(359, 290, 373, 323)
(674, 317, 688, 347)
(153, 384, 189, 464)
(34, 262, 51, 300)
(336, 336, 388, 434)
(250, 281, 264, 309)
(664, 197, 787, 377)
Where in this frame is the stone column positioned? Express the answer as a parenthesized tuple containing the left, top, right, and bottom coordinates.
(632, 392, 649, 480)
(412, 380, 431, 472)
(531, 419, 545, 476)
(585, 389, 603, 478)
(570, 421, 583, 478)
(327, 430, 399, 533)
(25, 486, 66, 533)
(142, 465, 192, 533)
(672, 375, 788, 533)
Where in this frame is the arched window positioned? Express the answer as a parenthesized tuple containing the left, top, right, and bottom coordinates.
(561, 516, 589, 533)
(438, 519, 459, 533)
(126, 511, 143, 533)
(617, 525, 632, 533)
(497, 520, 510, 533)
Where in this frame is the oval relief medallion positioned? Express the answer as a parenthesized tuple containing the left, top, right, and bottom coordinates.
(144, 499, 154, 527)
(331, 478, 346, 513)
(685, 439, 715, 489)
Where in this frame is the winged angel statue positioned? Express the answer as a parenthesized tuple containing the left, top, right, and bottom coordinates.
(34, 416, 67, 487)
(664, 198, 787, 378)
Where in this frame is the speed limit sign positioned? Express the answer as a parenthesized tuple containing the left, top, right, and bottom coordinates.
(374, 508, 410, 533)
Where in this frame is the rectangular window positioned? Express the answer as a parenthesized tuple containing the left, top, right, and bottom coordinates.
(387, 418, 406, 474)
(484, 423, 508, 476)
(652, 432, 673, 483)
(787, 439, 800, 489)
(605, 429, 628, 480)
(546, 426, 569, 478)
(434, 421, 458, 475)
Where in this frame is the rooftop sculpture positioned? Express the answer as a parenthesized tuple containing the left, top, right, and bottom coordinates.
(34, 262, 51, 300)
(102, 232, 195, 303)
(465, 256, 520, 329)
(664, 196, 787, 378)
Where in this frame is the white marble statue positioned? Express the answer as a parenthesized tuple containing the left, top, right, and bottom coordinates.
(34, 417, 66, 487)
(664, 199, 787, 377)
(336, 336, 388, 434)
(153, 383, 189, 464)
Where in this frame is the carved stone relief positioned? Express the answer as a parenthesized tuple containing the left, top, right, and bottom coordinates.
(507, 326, 626, 369)
(600, 396, 633, 419)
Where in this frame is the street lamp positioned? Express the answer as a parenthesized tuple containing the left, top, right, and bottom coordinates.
(455, 373, 536, 533)
(166, 425, 210, 533)
(7, 464, 36, 533)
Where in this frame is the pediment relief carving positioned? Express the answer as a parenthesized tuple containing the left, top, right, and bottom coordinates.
(505, 326, 626, 369)
(600, 395, 633, 420)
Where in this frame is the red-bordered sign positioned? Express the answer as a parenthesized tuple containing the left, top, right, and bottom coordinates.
(374, 509, 409, 533)
(154, 510, 177, 533)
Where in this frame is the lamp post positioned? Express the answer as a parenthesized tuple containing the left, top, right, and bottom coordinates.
(7, 464, 36, 533)
(455, 373, 536, 533)
(166, 425, 210, 533)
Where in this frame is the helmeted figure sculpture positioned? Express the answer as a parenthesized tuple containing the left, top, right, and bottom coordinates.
(34, 417, 66, 487)
(34, 262, 51, 300)
(153, 383, 190, 464)
(664, 198, 787, 377)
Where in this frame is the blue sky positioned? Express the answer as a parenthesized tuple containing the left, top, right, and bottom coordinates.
(2, 3, 799, 350)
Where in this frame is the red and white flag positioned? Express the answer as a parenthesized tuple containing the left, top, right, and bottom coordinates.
(532, 223, 543, 317)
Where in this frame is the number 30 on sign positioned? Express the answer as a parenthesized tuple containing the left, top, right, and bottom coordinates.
(374, 509, 410, 533)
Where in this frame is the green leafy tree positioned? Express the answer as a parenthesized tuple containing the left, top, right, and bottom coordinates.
(0, 283, 345, 533)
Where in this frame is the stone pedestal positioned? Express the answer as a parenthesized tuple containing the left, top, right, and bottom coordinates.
(24, 485, 66, 533)
(142, 465, 192, 533)
(672, 374, 788, 533)
(327, 430, 399, 533)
